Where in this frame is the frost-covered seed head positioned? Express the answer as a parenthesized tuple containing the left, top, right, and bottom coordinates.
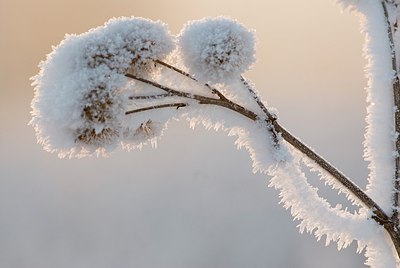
(30, 17, 174, 157)
(178, 17, 256, 84)
(83, 17, 175, 75)
(108, 17, 175, 75)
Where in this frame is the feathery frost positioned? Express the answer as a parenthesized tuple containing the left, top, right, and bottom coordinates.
(357, 2, 400, 265)
(269, 147, 374, 251)
(178, 17, 256, 84)
(354, 0, 396, 215)
(182, 105, 284, 174)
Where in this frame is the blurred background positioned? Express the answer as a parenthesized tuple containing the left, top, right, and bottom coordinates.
(0, 0, 369, 267)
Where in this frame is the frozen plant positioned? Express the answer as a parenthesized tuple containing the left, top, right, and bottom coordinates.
(30, 2, 400, 266)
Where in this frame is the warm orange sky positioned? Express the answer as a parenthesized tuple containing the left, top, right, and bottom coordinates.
(0, 1, 367, 267)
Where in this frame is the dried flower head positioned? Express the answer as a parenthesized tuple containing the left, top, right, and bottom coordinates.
(178, 17, 256, 84)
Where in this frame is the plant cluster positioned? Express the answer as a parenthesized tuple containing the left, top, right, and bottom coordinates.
(31, 1, 400, 266)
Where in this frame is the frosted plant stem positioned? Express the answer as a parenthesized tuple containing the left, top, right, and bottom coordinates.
(382, 0, 400, 227)
(126, 67, 400, 259)
(126, 73, 386, 219)
(153, 61, 280, 143)
(240, 76, 279, 146)
(238, 76, 386, 214)
(125, 73, 260, 121)
(240, 76, 276, 120)
(240, 75, 400, 258)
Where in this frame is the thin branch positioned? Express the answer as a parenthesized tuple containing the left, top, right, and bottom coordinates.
(239, 75, 391, 222)
(240, 76, 280, 146)
(259, 88, 400, 255)
(126, 73, 196, 99)
(155, 60, 228, 101)
(125, 103, 187, 115)
(276, 121, 400, 261)
(382, 0, 400, 226)
(239, 75, 390, 221)
(126, 73, 272, 124)
(155, 60, 195, 80)
(129, 94, 171, 100)
(125, 10, 400, 258)
(128, 72, 391, 225)
(125, 73, 390, 229)
(240, 76, 276, 120)
(276, 123, 388, 216)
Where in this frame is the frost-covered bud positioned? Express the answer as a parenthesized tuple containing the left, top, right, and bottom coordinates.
(30, 17, 174, 158)
(84, 17, 175, 75)
(178, 17, 256, 84)
(103, 17, 175, 75)
(31, 65, 128, 157)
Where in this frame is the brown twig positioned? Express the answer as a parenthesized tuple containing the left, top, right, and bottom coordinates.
(126, 73, 258, 121)
(125, 103, 187, 115)
(129, 94, 171, 100)
(155, 60, 194, 80)
(155, 60, 228, 100)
